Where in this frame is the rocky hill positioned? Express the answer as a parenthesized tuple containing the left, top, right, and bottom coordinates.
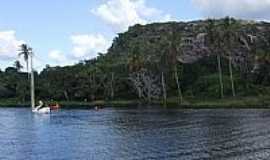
(108, 18, 270, 73)
(1, 18, 270, 103)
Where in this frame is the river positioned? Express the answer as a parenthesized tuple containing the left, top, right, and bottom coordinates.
(1, 107, 270, 160)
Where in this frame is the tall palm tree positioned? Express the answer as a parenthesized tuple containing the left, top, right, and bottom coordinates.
(169, 25, 183, 104)
(223, 17, 237, 97)
(206, 19, 224, 98)
(18, 44, 35, 109)
(159, 35, 172, 106)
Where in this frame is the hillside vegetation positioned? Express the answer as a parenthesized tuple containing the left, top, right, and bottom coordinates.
(1, 17, 270, 106)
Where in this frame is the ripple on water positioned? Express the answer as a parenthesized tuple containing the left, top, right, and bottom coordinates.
(1, 108, 270, 160)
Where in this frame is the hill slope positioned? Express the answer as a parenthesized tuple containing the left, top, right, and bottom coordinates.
(1, 18, 270, 105)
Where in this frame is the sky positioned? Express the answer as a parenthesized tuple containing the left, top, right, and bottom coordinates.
(1, 0, 270, 71)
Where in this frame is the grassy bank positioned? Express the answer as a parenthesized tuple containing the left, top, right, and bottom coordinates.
(0, 99, 140, 108)
(1, 96, 270, 109)
(166, 96, 270, 108)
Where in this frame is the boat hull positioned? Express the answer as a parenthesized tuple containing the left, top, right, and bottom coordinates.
(50, 105, 60, 110)
(32, 107, 51, 114)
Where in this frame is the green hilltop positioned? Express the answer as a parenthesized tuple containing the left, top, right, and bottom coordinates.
(1, 17, 270, 107)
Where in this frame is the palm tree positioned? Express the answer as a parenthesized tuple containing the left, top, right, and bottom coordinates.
(18, 44, 31, 76)
(217, 50, 224, 99)
(161, 71, 167, 105)
(206, 19, 224, 98)
(174, 65, 183, 104)
(159, 35, 172, 106)
(223, 17, 236, 97)
(14, 60, 23, 72)
(18, 44, 35, 109)
(169, 25, 183, 104)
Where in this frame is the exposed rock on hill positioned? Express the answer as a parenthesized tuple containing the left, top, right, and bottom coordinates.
(108, 18, 270, 72)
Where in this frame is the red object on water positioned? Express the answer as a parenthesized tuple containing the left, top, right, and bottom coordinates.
(49, 104, 60, 110)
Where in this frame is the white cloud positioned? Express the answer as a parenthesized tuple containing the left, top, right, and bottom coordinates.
(0, 31, 48, 72)
(47, 34, 111, 66)
(0, 30, 24, 60)
(32, 56, 46, 72)
(159, 14, 174, 23)
(70, 34, 111, 59)
(45, 0, 174, 66)
(48, 50, 73, 66)
(92, 0, 174, 32)
(192, 0, 270, 20)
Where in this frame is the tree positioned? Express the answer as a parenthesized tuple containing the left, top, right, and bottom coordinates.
(14, 60, 23, 72)
(159, 43, 168, 106)
(206, 19, 224, 98)
(170, 25, 183, 104)
(129, 69, 161, 102)
(1, 18, 269, 104)
(161, 71, 167, 105)
(18, 44, 35, 108)
(253, 49, 270, 85)
(18, 44, 31, 76)
(174, 65, 183, 104)
(223, 17, 236, 97)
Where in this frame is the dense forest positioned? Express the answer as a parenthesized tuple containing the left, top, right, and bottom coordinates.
(1, 17, 270, 106)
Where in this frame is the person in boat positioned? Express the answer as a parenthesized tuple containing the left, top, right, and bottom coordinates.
(94, 106, 103, 111)
(49, 102, 60, 110)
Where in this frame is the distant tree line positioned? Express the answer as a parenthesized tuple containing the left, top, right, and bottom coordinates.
(1, 18, 270, 104)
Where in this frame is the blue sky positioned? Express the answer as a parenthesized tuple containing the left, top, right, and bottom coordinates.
(0, 0, 269, 71)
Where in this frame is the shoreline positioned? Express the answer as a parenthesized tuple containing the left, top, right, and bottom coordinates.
(0, 96, 270, 109)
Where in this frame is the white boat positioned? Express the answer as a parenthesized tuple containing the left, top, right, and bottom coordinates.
(28, 48, 50, 114)
(32, 107, 50, 114)
(32, 101, 50, 114)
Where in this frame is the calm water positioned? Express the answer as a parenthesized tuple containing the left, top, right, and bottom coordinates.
(1, 108, 270, 160)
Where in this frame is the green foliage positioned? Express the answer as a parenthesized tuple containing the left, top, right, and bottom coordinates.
(1, 18, 270, 104)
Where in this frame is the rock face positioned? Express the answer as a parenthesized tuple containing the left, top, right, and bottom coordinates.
(107, 18, 270, 71)
(178, 32, 209, 64)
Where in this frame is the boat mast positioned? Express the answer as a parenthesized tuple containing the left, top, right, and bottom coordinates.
(30, 48, 35, 110)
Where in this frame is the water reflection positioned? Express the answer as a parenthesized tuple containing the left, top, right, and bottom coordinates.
(1, 108, 270, 160)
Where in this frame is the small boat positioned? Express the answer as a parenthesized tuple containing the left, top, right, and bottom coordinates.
(49, 103, 60, 110)
(32, 107, 50, 114)
(32, 101, 50, 114)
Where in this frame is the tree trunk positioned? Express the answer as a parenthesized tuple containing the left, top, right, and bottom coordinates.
(244, 59, 250, 90)
(147, 88, 151, 103)
(174, 67, 183, 104)
(217, 54, 224, 98)
(64, 91, 69, 101)
(161, 72, 167, 105)
(92, 72, 96, 100)
(27, 61, 30, 79)
(229, 57, 236, 97)
(110, 72, 115, 100)
(30, 53, 35, 109)
(138, 88, 142, 99)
